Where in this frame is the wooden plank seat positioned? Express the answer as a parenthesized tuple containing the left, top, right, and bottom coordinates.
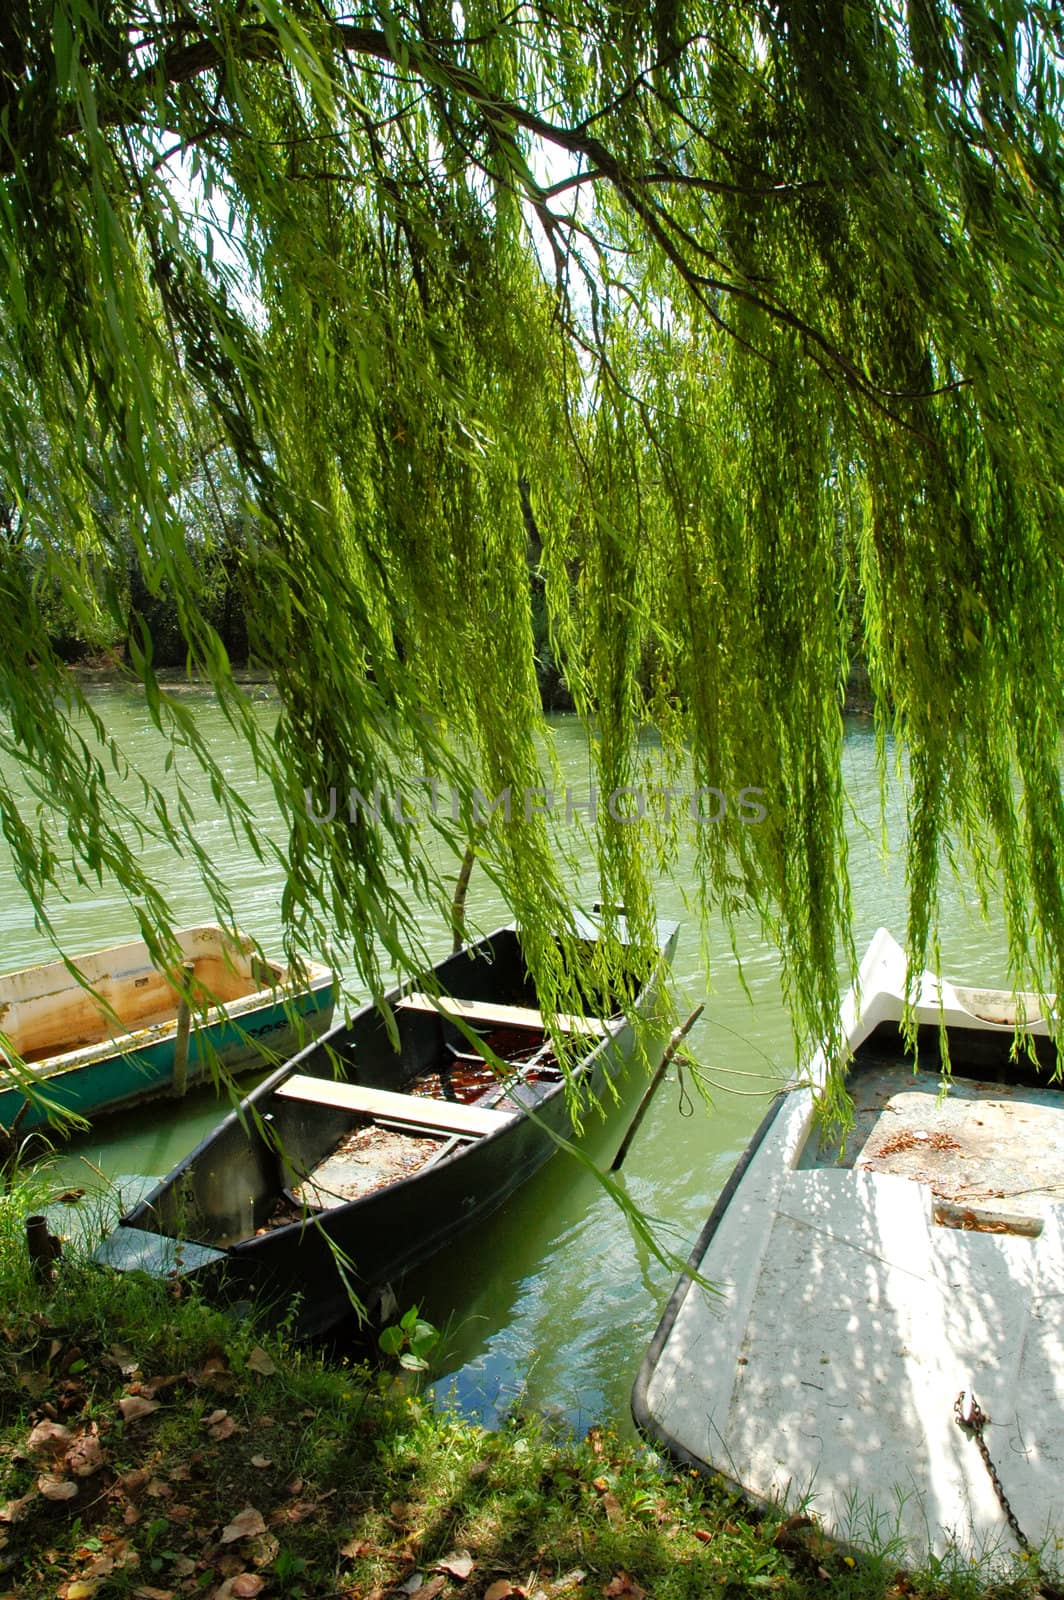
(398, 992, 609, 1038)
(276, 1073, 517, 1138)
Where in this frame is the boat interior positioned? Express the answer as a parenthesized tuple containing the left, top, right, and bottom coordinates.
(131, 927, 629, 1246)
(0, 928, 283, 1065)
(798, 1020, 1064, 1236)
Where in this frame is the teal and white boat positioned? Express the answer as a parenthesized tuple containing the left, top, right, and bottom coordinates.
(0, 926, 335, 1132)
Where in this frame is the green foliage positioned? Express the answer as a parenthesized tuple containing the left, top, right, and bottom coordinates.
(0, 1, 1063, 1073)
(378, 1304, 442, 1372)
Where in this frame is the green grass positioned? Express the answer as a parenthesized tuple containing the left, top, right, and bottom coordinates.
(0, 1174, 1056, 1600)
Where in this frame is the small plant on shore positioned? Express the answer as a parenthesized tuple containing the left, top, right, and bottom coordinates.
(378, 1303, 441, 1372)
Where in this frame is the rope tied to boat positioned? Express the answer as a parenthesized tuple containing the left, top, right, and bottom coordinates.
(954, 1391, 1031, 1551)
(676, 1057, 695, 1118)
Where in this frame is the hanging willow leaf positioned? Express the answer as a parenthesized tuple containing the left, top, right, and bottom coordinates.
(0, 0, 1061, 1107)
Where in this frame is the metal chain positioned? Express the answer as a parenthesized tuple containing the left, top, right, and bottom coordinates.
(954, 1391, 1031, 1551)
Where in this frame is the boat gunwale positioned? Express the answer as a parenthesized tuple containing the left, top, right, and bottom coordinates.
(630, 1084, 789, 1450)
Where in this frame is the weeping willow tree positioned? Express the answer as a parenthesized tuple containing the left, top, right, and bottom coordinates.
(1, 0, 1064, 1075)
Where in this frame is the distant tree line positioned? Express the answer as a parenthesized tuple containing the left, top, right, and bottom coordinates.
(5, 485, 574, 705)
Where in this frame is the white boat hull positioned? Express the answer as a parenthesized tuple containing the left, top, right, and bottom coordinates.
(635, 930, 1064, 1566)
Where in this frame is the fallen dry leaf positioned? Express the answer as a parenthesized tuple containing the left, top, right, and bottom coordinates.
(220, 1506, 267, 1544)
(247, 1531, 279, 1568)
(285, 1499, 318, 1524)
(0, 1492, 36, 1524)
(203, 1409, 229, 1428)
(340, 1536, 373, 1559)
(249, 1455, 272, 1469)
(106, 1345, 139, 1377)
(209, 1415, 240, 1441)
(692, 1530, 712, 1545)
(226, 1576, 265, 1598)
(65, 1430, 104, 1478)
(146, 1479, 171, 1499)
(246, 1347, 277, 1377)
(437, 1550, 475, 1580)
(140, 1374, 182, 1398)
(119, 1396, 159, 1422)
(133, 1588, 174, 1599)
(772, 1514, 813, 1545)
(599, 1491, 622, 1525)
(106, 1537, 139, 1570)
(409, 1579, 446, 1600)
(484, 1582, 522, 1600)
(27, 1420, 73, 1457)
(37, 1472, 78, 1502)
(194, 1360, 233, 1395)
(550, 1572, 587, 1594)
(61, 1582, 99, 1600)
(604, 1577, 646, 1599)
(169, 1556, 197, 1578)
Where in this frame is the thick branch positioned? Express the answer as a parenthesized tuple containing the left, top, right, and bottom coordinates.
(4, 14, 966, 405)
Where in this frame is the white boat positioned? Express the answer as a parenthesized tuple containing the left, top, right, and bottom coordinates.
(0, 926, 335, 1131)
(634, 929, 1064, 1566)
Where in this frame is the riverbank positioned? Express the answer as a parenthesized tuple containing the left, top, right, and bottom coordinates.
(66, 657, 877, 716)
(0, 1180, 1046, 1600)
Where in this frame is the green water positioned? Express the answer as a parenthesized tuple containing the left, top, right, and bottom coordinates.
(0, 685, 1011, 1431)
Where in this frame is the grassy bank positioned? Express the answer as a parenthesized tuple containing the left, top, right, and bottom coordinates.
(0, 1178, 1050, 1600)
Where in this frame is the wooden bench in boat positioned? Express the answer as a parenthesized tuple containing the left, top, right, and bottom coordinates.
(276, 1073, 518, 1138)
(398, 992, 609, 1038)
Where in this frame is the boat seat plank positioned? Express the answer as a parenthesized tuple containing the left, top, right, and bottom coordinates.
(398, 992, 608, 1037)
(276, 1074, 518, 1138)
(93, 1226, 228, 1279)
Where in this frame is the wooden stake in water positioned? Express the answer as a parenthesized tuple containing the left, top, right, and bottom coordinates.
(25, 1214, 62, 1285)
